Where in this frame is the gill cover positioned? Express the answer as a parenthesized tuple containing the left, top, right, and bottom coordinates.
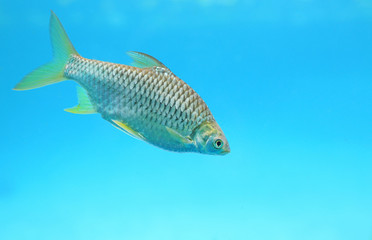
(193, 121, 230, 155)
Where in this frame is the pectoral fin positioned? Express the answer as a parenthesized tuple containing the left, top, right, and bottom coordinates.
(165, 126, 193, 144)
(112, 120, 146, 141)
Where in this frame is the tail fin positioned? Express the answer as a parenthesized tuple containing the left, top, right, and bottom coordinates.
(14, 11, 78, 90)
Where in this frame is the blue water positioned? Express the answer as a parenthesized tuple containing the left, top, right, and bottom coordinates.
(1, 1, 372, 239)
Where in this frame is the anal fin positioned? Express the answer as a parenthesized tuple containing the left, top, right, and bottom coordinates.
(65, 86, 96, 114)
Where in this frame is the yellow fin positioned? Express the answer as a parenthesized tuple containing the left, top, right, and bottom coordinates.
(127, 51, 169, 70)
(112, 120, 146, 141)
(165, 126, 193, 144)
(65, 86, 96, 114)
(13, 12, 78, 91)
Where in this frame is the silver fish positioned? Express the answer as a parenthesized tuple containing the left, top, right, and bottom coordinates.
(14, 11, 230, 155)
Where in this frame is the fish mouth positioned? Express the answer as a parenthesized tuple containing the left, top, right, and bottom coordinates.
(221, 146, 231, 155)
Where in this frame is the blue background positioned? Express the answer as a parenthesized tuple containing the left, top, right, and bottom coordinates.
(1, 0, 372, 239)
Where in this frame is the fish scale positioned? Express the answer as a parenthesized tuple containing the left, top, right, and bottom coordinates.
(15, 12, 230, 154)
(65, 55, 214, 137)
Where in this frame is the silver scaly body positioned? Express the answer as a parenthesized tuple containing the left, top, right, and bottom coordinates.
(14, 12, 230, 155)
(65, 55, 215, 152)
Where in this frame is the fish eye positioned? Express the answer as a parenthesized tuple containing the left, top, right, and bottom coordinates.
(213, 139, 224, 149)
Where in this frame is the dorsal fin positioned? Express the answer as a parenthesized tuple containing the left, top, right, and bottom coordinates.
(65, 86, 96, 114)
(127, 51, 169, 70)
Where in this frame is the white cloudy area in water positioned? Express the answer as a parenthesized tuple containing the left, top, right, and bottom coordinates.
(57, 0, 77, 5)
(100, 0, 127, 27)
(0, 0, 372, 29)
(107, 0, 372, 28)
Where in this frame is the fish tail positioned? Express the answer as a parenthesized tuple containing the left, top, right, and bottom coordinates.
(13, 11, 79, 90)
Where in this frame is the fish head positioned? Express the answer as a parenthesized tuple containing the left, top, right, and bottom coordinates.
(193, 121, 230, 155)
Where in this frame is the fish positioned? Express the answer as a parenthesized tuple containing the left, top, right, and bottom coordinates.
(14, 11, 230, 155)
